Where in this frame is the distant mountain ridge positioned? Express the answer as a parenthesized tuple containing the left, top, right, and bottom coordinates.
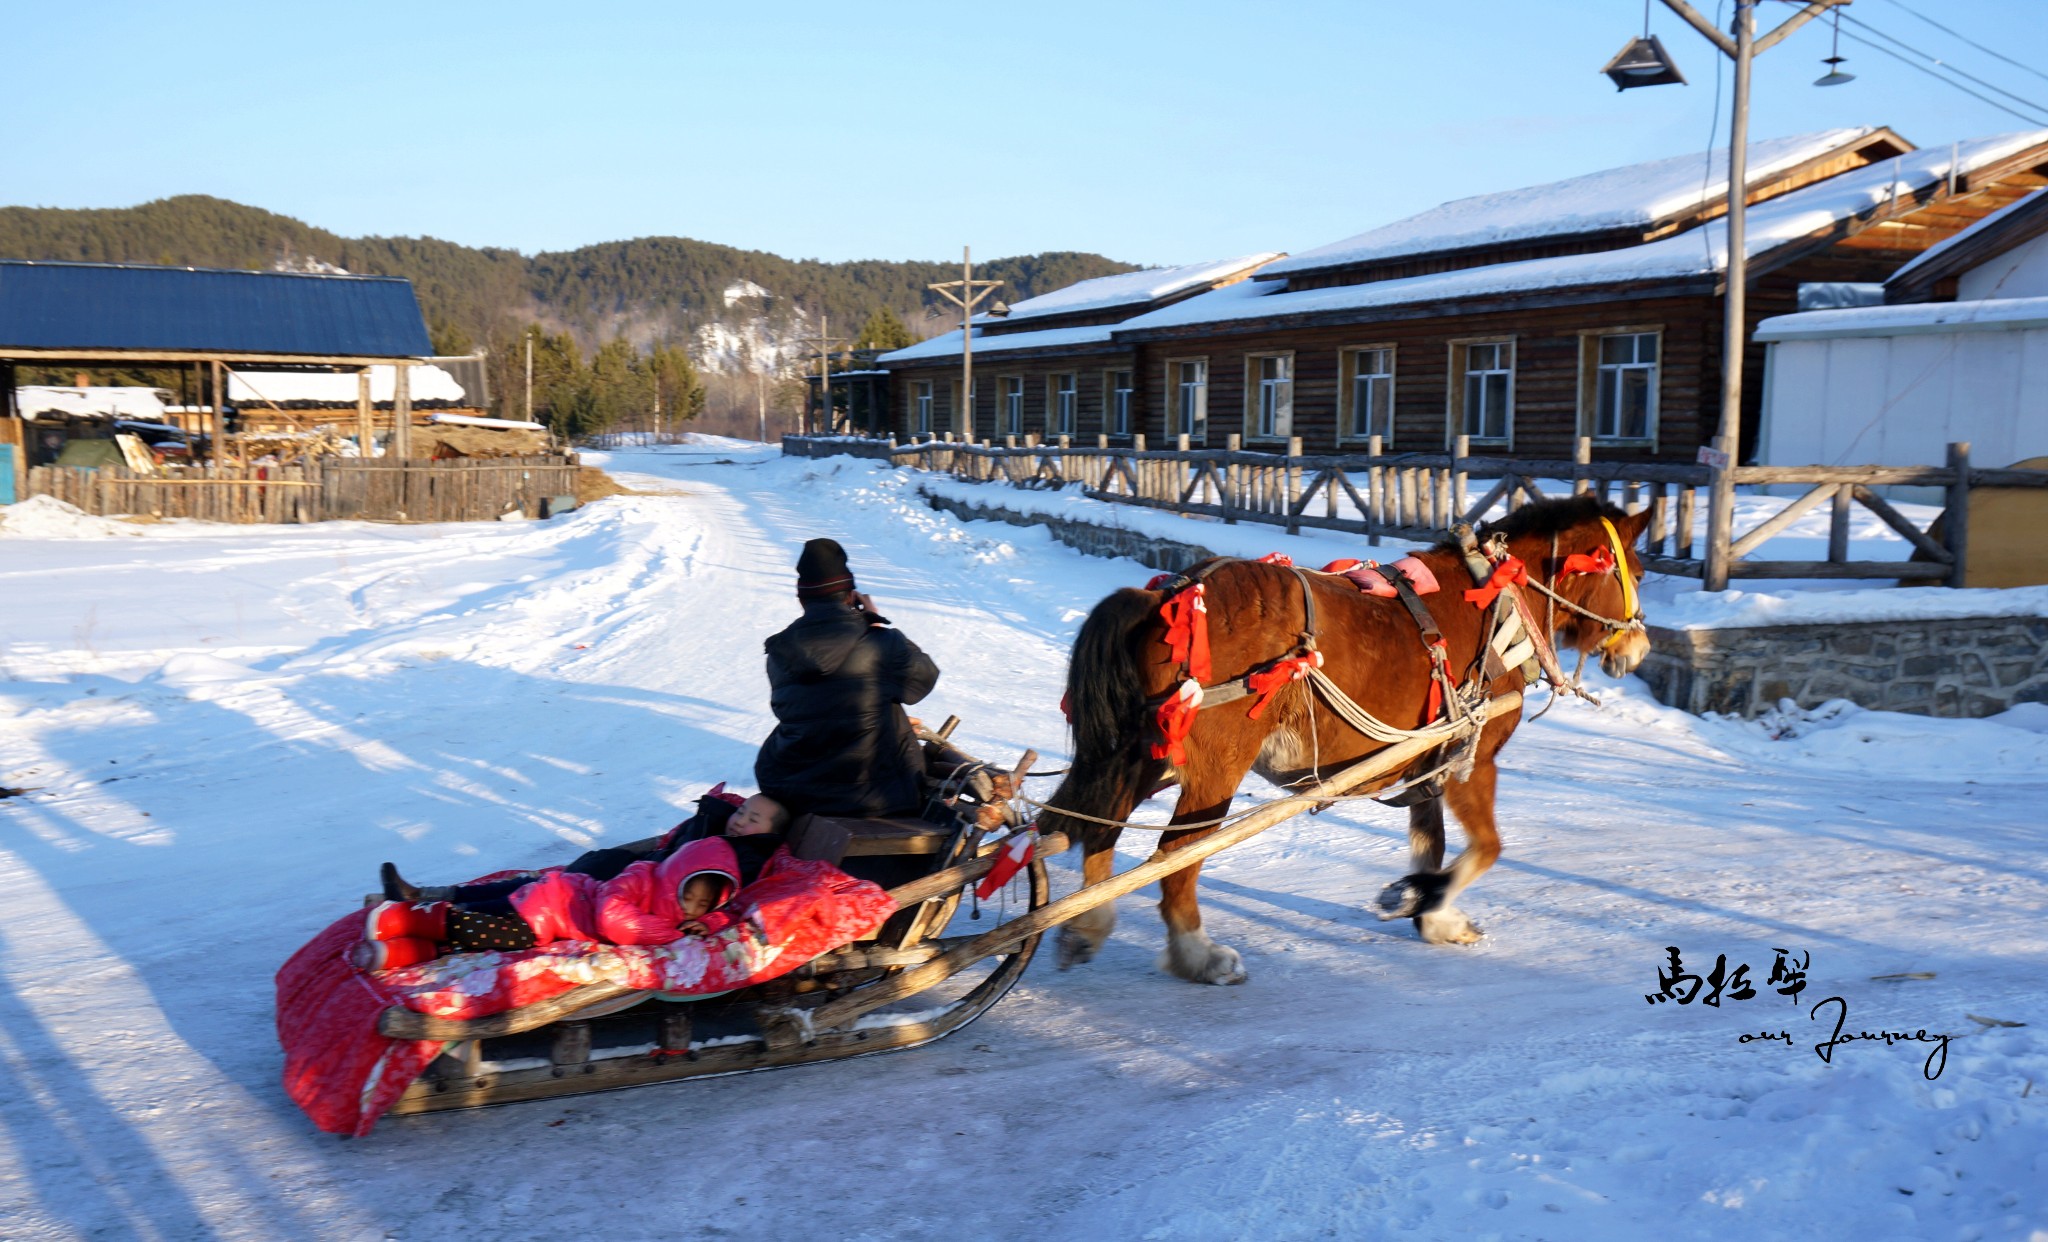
(0, 195, 1140, 367)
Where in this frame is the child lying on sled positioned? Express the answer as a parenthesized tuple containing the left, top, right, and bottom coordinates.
(354, 792, 790, 971)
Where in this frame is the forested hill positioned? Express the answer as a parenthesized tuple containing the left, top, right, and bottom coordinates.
(0, 195, 1137, 357)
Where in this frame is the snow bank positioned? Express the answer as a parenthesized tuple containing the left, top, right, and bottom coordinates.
(0, 495, 146, 539)
(1647, 580, 2048, 629)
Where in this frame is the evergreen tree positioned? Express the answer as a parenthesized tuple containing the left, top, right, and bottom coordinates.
(853, 305, 917, 352)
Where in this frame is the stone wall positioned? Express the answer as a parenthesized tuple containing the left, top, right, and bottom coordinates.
(1636, 616, 2048, 718)
(918, 491, 1218, 573)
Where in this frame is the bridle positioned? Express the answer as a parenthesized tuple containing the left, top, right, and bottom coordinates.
(1518, 516, 1646, 712)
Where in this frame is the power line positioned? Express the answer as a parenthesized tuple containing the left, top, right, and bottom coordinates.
(1840, 11, 2048, 117)
(1832, 27, 2048, 127)
(1878, 0, 2048, 87)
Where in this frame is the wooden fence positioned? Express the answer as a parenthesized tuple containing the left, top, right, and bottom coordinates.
(784, 433, 2048, 589)
(25, 455, 582, 525)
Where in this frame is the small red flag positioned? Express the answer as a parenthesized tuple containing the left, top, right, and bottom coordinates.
(976, 829, 1037, 900)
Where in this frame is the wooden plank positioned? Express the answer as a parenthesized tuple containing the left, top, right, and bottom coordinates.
(1729, 560, 1954, 579)
(1728, 483, 1838, 560)
(1850, 485, 1953, 564)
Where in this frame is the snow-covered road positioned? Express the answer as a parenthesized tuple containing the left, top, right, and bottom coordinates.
(2, 443, 2044, 1241)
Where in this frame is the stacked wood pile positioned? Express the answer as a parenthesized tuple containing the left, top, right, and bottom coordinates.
(26, 455, 581, 525)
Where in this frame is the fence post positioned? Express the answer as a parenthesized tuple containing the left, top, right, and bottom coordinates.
(1827, 483, 1851, 564)
(1945, 440, 1971, 588)
(1223, 433, 1241, 522)
(1452, 434, 1470, 519)
(1573, 436, 1592, 496)
(1365, 433, 1384, 546)
(1285, 436, 1304, 535)
(1702, 435, 1735, 592)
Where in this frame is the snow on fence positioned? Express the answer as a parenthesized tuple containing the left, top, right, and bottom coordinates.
(782, 433, 2048, 589)
(25, 454, 582, 524)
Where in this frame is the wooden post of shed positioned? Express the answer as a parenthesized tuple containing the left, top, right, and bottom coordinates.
(1945, 441, 1971, 588)
(210, 360, 229, 464)
(391, 363, 413, 460)
(356, 369, 374, 457)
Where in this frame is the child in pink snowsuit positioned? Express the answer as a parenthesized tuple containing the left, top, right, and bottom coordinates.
(357, 794, 789, 969)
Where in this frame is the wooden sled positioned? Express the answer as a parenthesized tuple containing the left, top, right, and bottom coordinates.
(376, 695, 1520, 1118)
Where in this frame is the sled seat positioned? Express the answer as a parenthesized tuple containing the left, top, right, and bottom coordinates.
(785, 814, 951, 863)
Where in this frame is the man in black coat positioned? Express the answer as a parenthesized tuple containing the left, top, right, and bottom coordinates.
(754, 538, 940, 819)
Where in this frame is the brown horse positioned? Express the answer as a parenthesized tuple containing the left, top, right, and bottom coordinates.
(1040, 494, 1653, 984)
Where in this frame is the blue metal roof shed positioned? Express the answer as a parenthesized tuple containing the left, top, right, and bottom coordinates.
(0, 260, 433, 361)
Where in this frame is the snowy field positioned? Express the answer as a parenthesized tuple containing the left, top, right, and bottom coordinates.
(3, 442, 2046, 1241)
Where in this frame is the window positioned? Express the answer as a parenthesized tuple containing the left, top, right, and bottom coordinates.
(1051, 373, 1077, 436)
(1107, 369, 1134, 436)
(1343, 347, 1395, 442)
(1453, 339, 1514, 443)
(1171, 359, 1208, 442)
(1248, 353, 1293, 439)
(1592, 331, 1658, 441)
(912, 380, 933, 437)
(1000, 376, 1024, 437)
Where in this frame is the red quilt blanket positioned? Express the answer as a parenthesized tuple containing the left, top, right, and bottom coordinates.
(275, 855, 897, 1136)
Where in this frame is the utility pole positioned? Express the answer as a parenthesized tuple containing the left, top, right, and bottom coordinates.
(791, 317, 847, 437)
(1616, 0, 1849, 590)
(926, 246, 1004, 439)
(524, 333, 534, 424)
(756, 367, 768, 443)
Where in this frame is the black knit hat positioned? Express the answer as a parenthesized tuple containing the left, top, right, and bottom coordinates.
(795, 538, 856, 599)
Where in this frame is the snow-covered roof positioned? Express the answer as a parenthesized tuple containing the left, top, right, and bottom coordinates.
(1755, 294, 2048, 341)
(1889, 186, 2044, 284)
(1120, 131, 2048, 333)
(977, 253, 1281, 325)
(227, 365, 468, 405)
(1258, 129, 1883, 278)
(15, 385, 172, 420)
(425, 413, 545, 430)
(876, 323, 1120, 365)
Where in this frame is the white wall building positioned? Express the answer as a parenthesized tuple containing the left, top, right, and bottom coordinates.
(1756, 188, 2048, 471)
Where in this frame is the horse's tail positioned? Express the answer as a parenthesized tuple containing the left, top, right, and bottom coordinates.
(1040, 587, 1161, 850)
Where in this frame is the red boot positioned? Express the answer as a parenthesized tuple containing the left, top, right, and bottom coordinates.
(351, 936, 440, 972)
(365, 900, 450, 942)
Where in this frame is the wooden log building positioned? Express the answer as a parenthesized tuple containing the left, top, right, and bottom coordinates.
(880, 125, 2048, 462)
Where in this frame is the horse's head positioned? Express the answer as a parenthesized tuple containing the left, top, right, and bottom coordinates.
(1481, 496, 1652, 678)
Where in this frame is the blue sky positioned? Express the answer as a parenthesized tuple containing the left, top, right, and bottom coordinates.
(10, 1, 2047, 266)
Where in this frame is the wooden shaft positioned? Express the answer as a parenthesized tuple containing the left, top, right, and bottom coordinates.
(808, 692, 1524, 1032)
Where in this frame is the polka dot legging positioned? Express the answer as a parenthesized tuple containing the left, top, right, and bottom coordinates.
(444, 905, 538, 952)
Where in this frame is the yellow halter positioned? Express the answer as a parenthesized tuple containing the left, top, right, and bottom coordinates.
(1598, 517, 1639, 622)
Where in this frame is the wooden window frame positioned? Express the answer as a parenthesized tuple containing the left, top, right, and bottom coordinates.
(912, 379, 934, 438)
(998, 374, 1024, 438)
(1445, 336, 1515, 449)
(1577, 326, 1663, 450)
(1104, 367, 1135, 438)
(1047, 372, 1078, 438)
(1165, 356, 1209, 445)
(1337, 343, 1398, 446)
(1242, 351, 1295, 443)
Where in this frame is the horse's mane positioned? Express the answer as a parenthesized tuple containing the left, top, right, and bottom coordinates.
(1450, 493, 1628, 547)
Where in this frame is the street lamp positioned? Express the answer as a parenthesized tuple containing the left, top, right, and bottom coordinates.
(1608, 0, 1852, 591)
(926, 246, 1004, 442)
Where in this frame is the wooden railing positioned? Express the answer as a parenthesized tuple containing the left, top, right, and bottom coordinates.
(26, 455, 582, 525)
(784, 433, 2048, 589)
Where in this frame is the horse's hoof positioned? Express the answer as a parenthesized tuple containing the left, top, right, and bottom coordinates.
(1377, 879, 1424, 921)
(1055, 926, 1100, 970)
(1418, 907, 1484, 945)
(1159, 932, 1248, 985)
